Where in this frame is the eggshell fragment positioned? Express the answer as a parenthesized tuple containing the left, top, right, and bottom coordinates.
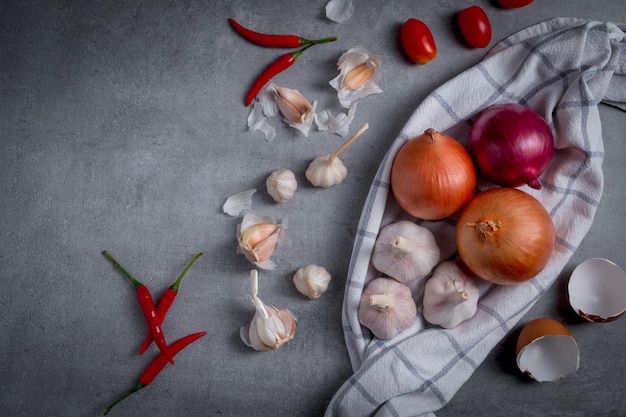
(515, 318, 579, 382)
(568, 258, 626, 323)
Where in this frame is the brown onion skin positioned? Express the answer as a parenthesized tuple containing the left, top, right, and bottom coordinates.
(391, 129, 476, 220)
(468, 103, 554, 190)
(455, 187, 555, 285)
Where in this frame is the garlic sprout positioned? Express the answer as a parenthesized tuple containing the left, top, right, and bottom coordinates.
(329, 46, 382, 108)
(305, 123, 369, 187)
(371, 220, 440, 283)
(358, 277, 417, 339)
(422, 261, 479, 329)
(266, 168, 297, 203)
(237, 212, 289, 270)
(223, 189, 256, 217)
(241, 270, 296, 351)
(293, 264, 331, 299)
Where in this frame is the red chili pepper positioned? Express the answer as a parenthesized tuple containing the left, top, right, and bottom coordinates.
(103, 331, 207, 415)
(102, 251, 174, 365)
(137, 252, 203, 355)
(245, 45, 312, 106)
(228, 18, 337, 48)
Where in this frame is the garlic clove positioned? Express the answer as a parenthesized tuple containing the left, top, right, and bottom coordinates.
(305, 123, 369, 188)
(293, 264, 331, 299)
(422, 261, 479, 328)
(266, 168, 298, 204)
(371, 220, 440, 283)
(515, 318, 579, 382)
(568, 258, 626, 322)
(241, 270, 296, 352)
(342, 61, 378, 91)
(329, 46, 382, 108)
(357, 277, 417, 339)
(272, 84, 317, 137)
(237, 213, 289, 270)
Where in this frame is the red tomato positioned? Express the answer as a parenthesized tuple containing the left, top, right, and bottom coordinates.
(400, 18, 437, 64)
(457, 5, 492, 48)
(498, 0, 533, 7)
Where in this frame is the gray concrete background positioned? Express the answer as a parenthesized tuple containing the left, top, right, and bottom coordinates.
(1, 1, 625, 416)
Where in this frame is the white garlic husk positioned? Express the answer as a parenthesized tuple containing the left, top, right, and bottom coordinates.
(357, 277, 417, 339)
(293, 265, 331, 299)
(422, 261, 479, 329)
(329, 46, 382, 108)
(371, 220, 440, 283)
(237, 212, 289, 270)
(241, 270, 296, 352)
(325, 0, 353, 23)
(266, 169, 297, 204)
(305, 123, 369, 188)
(568, 258, 626, 322)
(223, 189, 257, 217)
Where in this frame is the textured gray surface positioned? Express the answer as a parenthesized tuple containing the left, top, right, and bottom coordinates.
(1, 1, 624, 417)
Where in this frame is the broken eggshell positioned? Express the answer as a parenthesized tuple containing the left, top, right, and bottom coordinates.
(568, 258, 626, 323)
(515, 318, 579, 382)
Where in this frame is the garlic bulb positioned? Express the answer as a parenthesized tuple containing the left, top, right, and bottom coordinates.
(422, 261, 479, 329)
(266, 168, 297, 203)
(241, 270, 296, 351)
(371, 220, 440, 283)
(237, 212, 289, 270)
(357, 277, 417, 339)
(293, 264, 331, 299)
(306, 123, 369, 188)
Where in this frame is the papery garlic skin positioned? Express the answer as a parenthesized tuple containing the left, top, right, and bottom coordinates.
(371, 220, 440, 283)
(223, 189, 256, 217)
(305, 155, 348, 187)
(358, 277, 417, 339)
(326, 0, 353, 23)
(241, 270, 296, 351)
(293, 265, 331, 299)
(266, 169, 297, 204)
(422, 261, 480, 329)
(330, 46, 382, 108)
(237, 213, 289, 270)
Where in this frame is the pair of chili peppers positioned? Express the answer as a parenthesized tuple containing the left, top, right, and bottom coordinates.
(102, 251, 204, 414)
(228, 18, 337, 106)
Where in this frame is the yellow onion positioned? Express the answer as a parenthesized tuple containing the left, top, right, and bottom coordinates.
(390, 128, 476, 220)
(455, 187, 555, 285)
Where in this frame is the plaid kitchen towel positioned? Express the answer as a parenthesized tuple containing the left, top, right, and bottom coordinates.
(326, 17, 625, 417)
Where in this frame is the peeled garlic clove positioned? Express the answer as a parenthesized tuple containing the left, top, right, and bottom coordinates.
(241, 270, 296, 352)
(515, 318, 579, 382)
(371, 220, 440, 283)
(305, 154, 348, 188)
(293, 264, 331, 299)
(422, 261, 479, 328)
(237, 213, 289, 270)
(357, 277, 417, 339)
(568, 258, 626, 323)
(329, 46, 382, 108)
(266, 169, 298, 203)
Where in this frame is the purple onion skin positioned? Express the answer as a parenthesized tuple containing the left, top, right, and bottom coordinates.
(468, 103, 554, 189)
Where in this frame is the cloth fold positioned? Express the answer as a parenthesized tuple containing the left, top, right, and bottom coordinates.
(325, 17, 625, 417)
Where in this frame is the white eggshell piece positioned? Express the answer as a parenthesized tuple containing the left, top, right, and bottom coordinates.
(516, 335, 579, 382)
(568, 258, 626, 322)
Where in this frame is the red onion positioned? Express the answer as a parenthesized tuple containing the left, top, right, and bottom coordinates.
(468, 103, 554, 189)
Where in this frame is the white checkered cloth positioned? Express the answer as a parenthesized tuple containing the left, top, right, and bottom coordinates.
(325, 17, 625, 417)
